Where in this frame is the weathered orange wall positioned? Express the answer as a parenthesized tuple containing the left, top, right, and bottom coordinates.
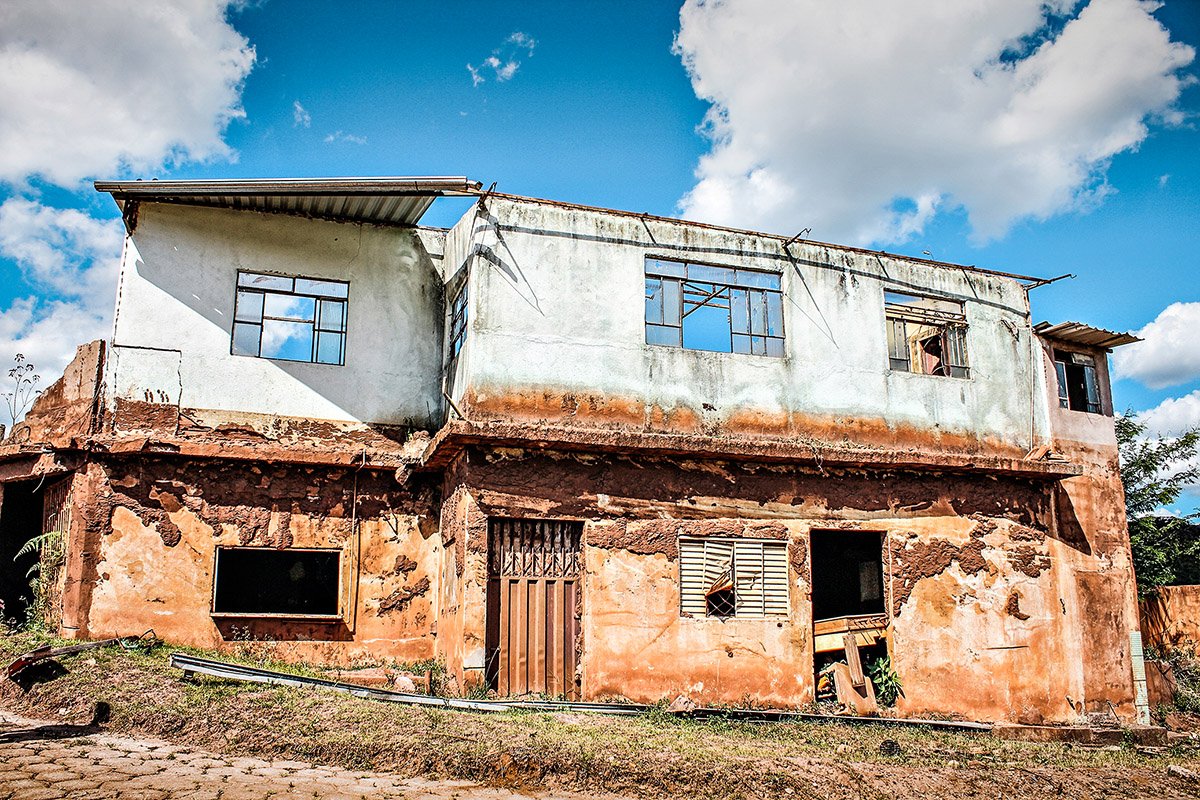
(1142, 585, 1200, 650)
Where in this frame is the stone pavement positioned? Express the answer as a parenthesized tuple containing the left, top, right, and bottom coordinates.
(0, 712, 593, 800)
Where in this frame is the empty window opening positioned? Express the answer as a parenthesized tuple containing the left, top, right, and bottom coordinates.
(885, 290, 969, 378)
(0, 479, 53, 621)
(679, 538, 789, 618)
(810, 530, 885, 621)
(1053, 350, 1102, 414)
(232, 271, 348, 365)
(212, 547, 341, 616)
(645, 258, 784, 357)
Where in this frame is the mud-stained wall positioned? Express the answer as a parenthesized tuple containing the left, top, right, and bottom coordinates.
(5, 341, 104, 448)
(582, 518, 812, 707)
(1142, 585, 1200, 649)
(433, 469, 491, 693)
(62, 456, 440, 666)
(446, 195, 1044, 458)
(444, 446, 1132, 721)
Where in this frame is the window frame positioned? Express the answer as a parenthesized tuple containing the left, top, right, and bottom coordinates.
(679, 536, 790, 619)
(446, 278, 469, 362)
(1052, 348, 1103, 414)
(231, 270, 349, 366)
(210, 545, 345, 621)
(883, 289, 970, 379)
(645, 257, 786, 358)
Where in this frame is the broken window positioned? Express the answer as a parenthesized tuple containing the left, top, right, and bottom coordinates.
(645, 258, 785, 357)
(232, 271, 348, 365)
(447, 280, 468, 360)
(810, 530, 885, 621)
(1053, 350, 1102, 414)
(884, 290, 969, 378)
(679, 538, 789, 618)
(212, 547, 341, 616)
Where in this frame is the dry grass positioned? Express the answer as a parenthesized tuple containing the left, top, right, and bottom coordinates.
(2, 631, 1199, 799)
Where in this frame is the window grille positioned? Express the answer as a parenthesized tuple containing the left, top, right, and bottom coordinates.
(447, 281, 469, 360)
(679, 538, 789, 618)
(232, 271, 348, 365)
(884, 290, 969, 378)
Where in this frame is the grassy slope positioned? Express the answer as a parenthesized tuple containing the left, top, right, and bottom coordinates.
(1, 631, 1199, 800)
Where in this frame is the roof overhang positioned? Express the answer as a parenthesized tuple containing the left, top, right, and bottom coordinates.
(94, 176, 483, 227)
(1034, 321, 1141, 350)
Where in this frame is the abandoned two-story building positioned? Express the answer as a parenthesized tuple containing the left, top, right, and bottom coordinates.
(0, 176, 1144, 723)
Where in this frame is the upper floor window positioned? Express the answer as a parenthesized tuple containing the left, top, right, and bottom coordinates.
(447, 281, 468, 360)
(645, 258, 784, 357)
(884, 290, 969, 378)
(1054, 350, 1101, 414)
(679, 537, 789, 618)
(232, 271, 348, 365)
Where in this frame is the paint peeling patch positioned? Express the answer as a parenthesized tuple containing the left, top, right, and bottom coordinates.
(1008, 543, 1051, 578)
(1006, 591, 1031, 620)
(379, 576, 431, 615)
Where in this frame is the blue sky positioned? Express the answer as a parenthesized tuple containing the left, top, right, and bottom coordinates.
(0, 1, 1198, 505)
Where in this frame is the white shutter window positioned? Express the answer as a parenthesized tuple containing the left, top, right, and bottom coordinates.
(679, 537, 789, 618)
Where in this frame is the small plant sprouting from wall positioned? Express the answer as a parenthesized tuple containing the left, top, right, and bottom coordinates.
(3, 353, 41, 432)
(868, 654, 903, 707)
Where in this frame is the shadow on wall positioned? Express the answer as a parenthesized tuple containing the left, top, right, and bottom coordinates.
(126, 207, 446, 430)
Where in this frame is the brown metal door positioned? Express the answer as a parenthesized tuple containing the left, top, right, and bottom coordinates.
(487, 519, 581, 699)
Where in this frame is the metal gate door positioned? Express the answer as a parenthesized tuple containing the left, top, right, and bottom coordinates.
(486, 519, 582, 699)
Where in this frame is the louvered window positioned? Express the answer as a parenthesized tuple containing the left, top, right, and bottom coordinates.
(679, 538, 789, 618)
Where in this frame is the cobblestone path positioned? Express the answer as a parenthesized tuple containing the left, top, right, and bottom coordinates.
(0, 712, 592, 800)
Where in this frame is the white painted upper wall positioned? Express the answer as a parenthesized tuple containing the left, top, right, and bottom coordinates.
(450, 196, 1052, 452)
(108, 202, 447, 428)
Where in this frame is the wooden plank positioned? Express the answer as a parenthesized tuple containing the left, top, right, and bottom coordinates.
(498, 577, 512, 697)
(530, 578, 546, 693)
(844, 633, 866, 689)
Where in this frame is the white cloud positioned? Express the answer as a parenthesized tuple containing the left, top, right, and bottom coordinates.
(292, 100, 311, 128)
(674, 0, 1194, 244)
(1113, 302, 1200, 389)
(323, 131, 367, 145)
(0, 199, 122, 382)
(1159, 173, 1171, 188)
(1140, 390, 1200, 438)
(0, 1, 255, 188)
(467, 31, 536, 86)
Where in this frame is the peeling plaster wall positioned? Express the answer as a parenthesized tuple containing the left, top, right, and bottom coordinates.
(453, 196, 1043, 457)
(108, 203, 447, 434)
(63, 457, 440, 665)
(1142, 585, 1200, 649)
(442, 446, 1132, 721)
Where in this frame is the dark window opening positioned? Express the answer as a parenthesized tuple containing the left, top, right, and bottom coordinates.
(810, 530, 885, 621)
(0, 480, 47, 621)
(1053, 350, 1101, 414)
(213, 547, 341, 616)
(232, 271, 348, 365)
(885, 290, 969, 378)
(645, 257, 784, 357)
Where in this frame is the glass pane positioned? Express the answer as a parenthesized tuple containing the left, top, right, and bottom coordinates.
(645, 278, 663, 325)
(234, 290, 263, 323)
(751, 335, 766, 355)
(766, 337, 785, 358)
(263, 293, 316, 321)
(645, 258, 686, 278)
(730, 288, 750, 335)
(766, 291, 784, 337)
(749, 290, 768, 336)
(887, 318, 909, 364)
(238, 272, 292, 292)
(1083, 365, 1100, 407)
(732, 333, 752, 354)
(1054, 361, 1069, 403)
(232, 322, 261, 356)
(260, 319, 314, 362)
(646, 324, 681, 347)
(734, 269, 781, 290)
(662, 278, 682, 326)
(318, 299, 346, 332)
(687, 263, 735, 285)
(295, 277, 349, 298)
(682, 302, 733, 353)
(316, 331, 344, 365)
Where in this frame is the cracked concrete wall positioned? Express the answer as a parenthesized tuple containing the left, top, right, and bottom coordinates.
(62, 457, 440, 666)
(451, 196, 1045, 458)
(107, 202, 448, 436)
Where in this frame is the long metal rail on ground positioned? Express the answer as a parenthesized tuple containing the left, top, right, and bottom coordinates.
(169, 653, 991, 732)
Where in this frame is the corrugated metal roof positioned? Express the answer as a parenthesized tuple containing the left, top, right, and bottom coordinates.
(94, 177, 482, 227)
(1034, 321, 1141, 349)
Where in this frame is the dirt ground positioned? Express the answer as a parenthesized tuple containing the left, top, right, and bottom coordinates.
(2, 633, 1200, 800)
